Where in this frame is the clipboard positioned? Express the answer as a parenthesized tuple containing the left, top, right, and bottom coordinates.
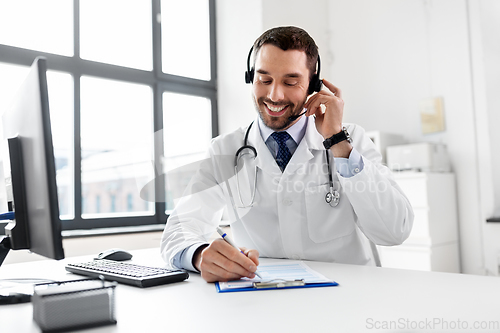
(215, 279, 338, 293)
(215, 262, 339, 293)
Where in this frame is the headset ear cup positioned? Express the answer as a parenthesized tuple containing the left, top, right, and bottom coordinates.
(245, 69, 254, 84)
(245, 46, 255, 84)
(315, 76, 323, 92)
(308, 74, 322, 95)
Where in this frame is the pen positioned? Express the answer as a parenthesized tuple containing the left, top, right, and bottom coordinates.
(216, 227, 262, 279)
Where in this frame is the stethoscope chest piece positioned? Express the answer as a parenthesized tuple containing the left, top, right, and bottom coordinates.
(325, 190, 340, 207)
(324, 149, 340, 207)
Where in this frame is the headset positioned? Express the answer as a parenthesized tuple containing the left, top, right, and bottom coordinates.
(244, 46, 322, 95)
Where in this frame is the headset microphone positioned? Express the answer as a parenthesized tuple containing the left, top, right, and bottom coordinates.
(288, 110, 307, 121)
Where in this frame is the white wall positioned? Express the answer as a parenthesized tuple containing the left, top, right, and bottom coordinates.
(261, 0, 333, 80)
(469, 0, 500, 275)
(215, 0, 500, 275)
(479, 2, 500, 218)
(215, 0, 263, 134)
(328, 0, 428, 140)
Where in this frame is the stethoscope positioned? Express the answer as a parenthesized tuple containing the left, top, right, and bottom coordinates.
(234, 121, 340, 208)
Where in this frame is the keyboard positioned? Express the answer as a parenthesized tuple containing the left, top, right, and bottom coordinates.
(65, 260, 189, 288)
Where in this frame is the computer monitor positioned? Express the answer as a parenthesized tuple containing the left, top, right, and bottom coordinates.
(0, 57, 64, 266)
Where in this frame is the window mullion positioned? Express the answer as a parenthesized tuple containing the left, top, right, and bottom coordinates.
(209, 0, 217, 86)
(152, 0, 162, 79)
(154, 83, 166, 223)
(152, 0, 166, 222)
(74, 75, 82, 221)
(74, 0, 80, 58)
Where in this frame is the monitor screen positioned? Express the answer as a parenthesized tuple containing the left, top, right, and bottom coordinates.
(0, 57, 64, 265)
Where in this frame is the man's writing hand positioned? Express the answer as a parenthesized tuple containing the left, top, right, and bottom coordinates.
(194, 239, 259, 283)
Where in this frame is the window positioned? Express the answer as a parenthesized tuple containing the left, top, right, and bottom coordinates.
(96, 196, 101, 214)
(110, 195, 116, 213)
(80, 1, 152, 70)
(163, 92, 212, 212)
(0, 0, 73, 56)
(161, 0, 211, 80)
(127, 194, 133, 212)
(0, 0, 217, 231)
(46, 71, 74, 219)
(80, 76, 154, 218)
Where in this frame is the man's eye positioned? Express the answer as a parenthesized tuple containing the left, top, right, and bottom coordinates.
(284, 81, 298, 86)
(260, 80, 272, 84)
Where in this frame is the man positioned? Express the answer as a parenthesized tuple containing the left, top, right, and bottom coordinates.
(161, 26, 413, 282)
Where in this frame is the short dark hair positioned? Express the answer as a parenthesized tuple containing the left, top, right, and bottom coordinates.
(253, 26, 319, 79)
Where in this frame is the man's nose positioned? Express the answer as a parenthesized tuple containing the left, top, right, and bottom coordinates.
(268, 82, 284, 102)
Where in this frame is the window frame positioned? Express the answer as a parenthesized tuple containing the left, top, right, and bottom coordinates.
(0, 0, 218, 231)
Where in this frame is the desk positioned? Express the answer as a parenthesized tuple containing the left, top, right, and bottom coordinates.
(1, 248, 499, 333)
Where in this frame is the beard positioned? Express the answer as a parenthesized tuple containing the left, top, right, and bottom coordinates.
(253, 96, 307, 131)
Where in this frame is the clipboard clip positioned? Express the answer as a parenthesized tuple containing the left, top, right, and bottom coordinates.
(252, 279, 305, 289)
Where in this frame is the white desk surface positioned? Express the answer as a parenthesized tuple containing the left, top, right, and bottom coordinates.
(1, 248, 499, 333)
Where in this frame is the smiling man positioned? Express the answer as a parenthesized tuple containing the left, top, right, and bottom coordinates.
(253, 44, 309, 131)
(161, 26, 414, 283)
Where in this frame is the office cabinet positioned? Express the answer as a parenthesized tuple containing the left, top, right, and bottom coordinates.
(378, 172, 460, 272)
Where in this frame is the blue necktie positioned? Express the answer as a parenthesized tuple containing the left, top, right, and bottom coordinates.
(271, 131, 292, 171)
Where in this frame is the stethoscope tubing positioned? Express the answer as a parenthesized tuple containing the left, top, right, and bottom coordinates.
(234, 121, 340, 208)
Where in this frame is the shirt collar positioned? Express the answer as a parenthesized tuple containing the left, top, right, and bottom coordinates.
(257, 114, 308, 144)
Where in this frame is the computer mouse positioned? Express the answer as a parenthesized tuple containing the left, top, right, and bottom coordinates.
(96, 248, 133, 261)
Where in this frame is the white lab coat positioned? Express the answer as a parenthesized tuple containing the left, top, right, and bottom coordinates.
(161, 117, 413, 269)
